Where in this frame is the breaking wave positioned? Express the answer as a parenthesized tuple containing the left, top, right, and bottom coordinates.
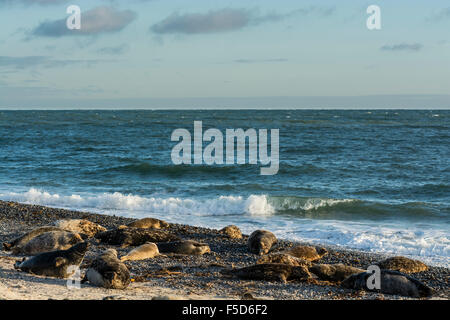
(1, 188, 445, 221)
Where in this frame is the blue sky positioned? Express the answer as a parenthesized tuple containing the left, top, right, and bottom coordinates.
(0, 0, 449, 108)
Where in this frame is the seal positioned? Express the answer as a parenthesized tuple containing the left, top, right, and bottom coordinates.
(84, 249, 131, 289)
(127, 217, 170, 229)
(256, 253, 312, 267)
(341, 269, 433, 298)
(95, 227, 179, 248)
(120, 242, 160, 262)
(283, 245, 328, 261)
(219, 225, 242, 239)
(11, 230, 83, 255)
(375, 256, 428, 273)
(14, 242, 89, 278)
(53, 219, 107, 238)
(247, 230, 277, 255)
(157, 240, 211, 255)
(309, 263, 365, 282)
(225, 263, 312, 283)
(3, 226, 65, 251)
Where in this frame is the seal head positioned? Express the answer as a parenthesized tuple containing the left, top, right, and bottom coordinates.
(247, 230, 277, 255)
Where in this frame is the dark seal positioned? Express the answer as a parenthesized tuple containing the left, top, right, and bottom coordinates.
(83, 249, 131, 289)
(14, 242, 90, 278)
(341, 269, 433, 298)
(95, 227, 179, 247)
(247, 230, 277, 255)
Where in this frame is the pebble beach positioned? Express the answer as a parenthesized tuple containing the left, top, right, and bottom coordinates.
(0, 200, 448, 300)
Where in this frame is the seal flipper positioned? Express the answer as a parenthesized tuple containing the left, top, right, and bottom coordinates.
(14, 257, 26, 269)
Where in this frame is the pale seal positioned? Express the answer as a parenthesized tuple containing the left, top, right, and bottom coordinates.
(341, 269, 433, 298)
(3, 226, 65, 251)
(120, 242, 160, 262)
(257, 253, 312, 267)
(219, 225, 242, 239)
(95, 227, 179, 248)
(84, 249, 131, 289)
(53, 219, 107, 238)
(309, 263, 365, 282)
(247, 230, 277, 255)
(14, 242, 89, 278)
(11, 230, 83, 255)
(283, 245, 327, 261)
(127, 217, 170, 229)
(225, 263, 312, 283)
(376, 256, 428, 273)
(157, 240, 211, 255)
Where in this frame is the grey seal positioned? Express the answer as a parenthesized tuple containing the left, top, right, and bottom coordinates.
(127, 217, 170, 229)
(120, 242, 160, 262)
(225, 263, 312, 283)
(375, 256, 428, 273)
(219, 225, 242, 239)
(257, 253, 312, 267)
(247, 230, 277, 255)
(14, 242, 90, 278)
(53, 219, 107, 238)
(283, 245, 328, 261)
(3, 226, 65, 251)
(157, 240, 211, 255)
(341, 269, 433, 298)
(309, 263, 365, 282)
(95, 227, 179, 248)
(11, 230, 83, 255)
(84, 249, 131, 289)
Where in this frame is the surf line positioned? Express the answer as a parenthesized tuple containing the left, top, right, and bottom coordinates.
(170, 121, 279, 175)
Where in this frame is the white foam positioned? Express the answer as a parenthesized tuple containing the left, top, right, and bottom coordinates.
(270, 220, 450, 267)
(0, 188, 275, 217)
(273, 197, 355, 211)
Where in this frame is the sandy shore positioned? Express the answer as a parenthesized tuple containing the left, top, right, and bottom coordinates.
(0, 200, 448, 300)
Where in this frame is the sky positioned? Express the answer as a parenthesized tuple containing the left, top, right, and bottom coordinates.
(0, 0, 449, 109)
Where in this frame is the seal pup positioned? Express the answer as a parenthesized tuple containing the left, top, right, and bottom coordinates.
(225, 263, 312, 283)
(53, 219, 107, 238)
(341, 269, 433, 298)
(219, 225, 242, 239)
(120, 242, 160, 262)
(11, 230, 83, 255)
(283, 245, 327, 261)
(247, 230, 277, 255)
(3, 226, 65, 251)
(375, 256, 428, 273)
(14, 242, 89, 278)
(309, 263, 365, 282)
(95, 227, 179, 248)
(157, 240, 211, 255)
(257, 253, 312, 267)
(84, 249, 131, 289)
(127, 218, 169, 229)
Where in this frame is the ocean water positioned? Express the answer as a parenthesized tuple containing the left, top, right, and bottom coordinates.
(0, 110, 448, 266)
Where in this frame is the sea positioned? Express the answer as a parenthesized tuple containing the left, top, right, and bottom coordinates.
(0, 109, 448, 266)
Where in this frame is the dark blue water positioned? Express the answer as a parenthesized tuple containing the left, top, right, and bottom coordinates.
(0, 110, 448, 265)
